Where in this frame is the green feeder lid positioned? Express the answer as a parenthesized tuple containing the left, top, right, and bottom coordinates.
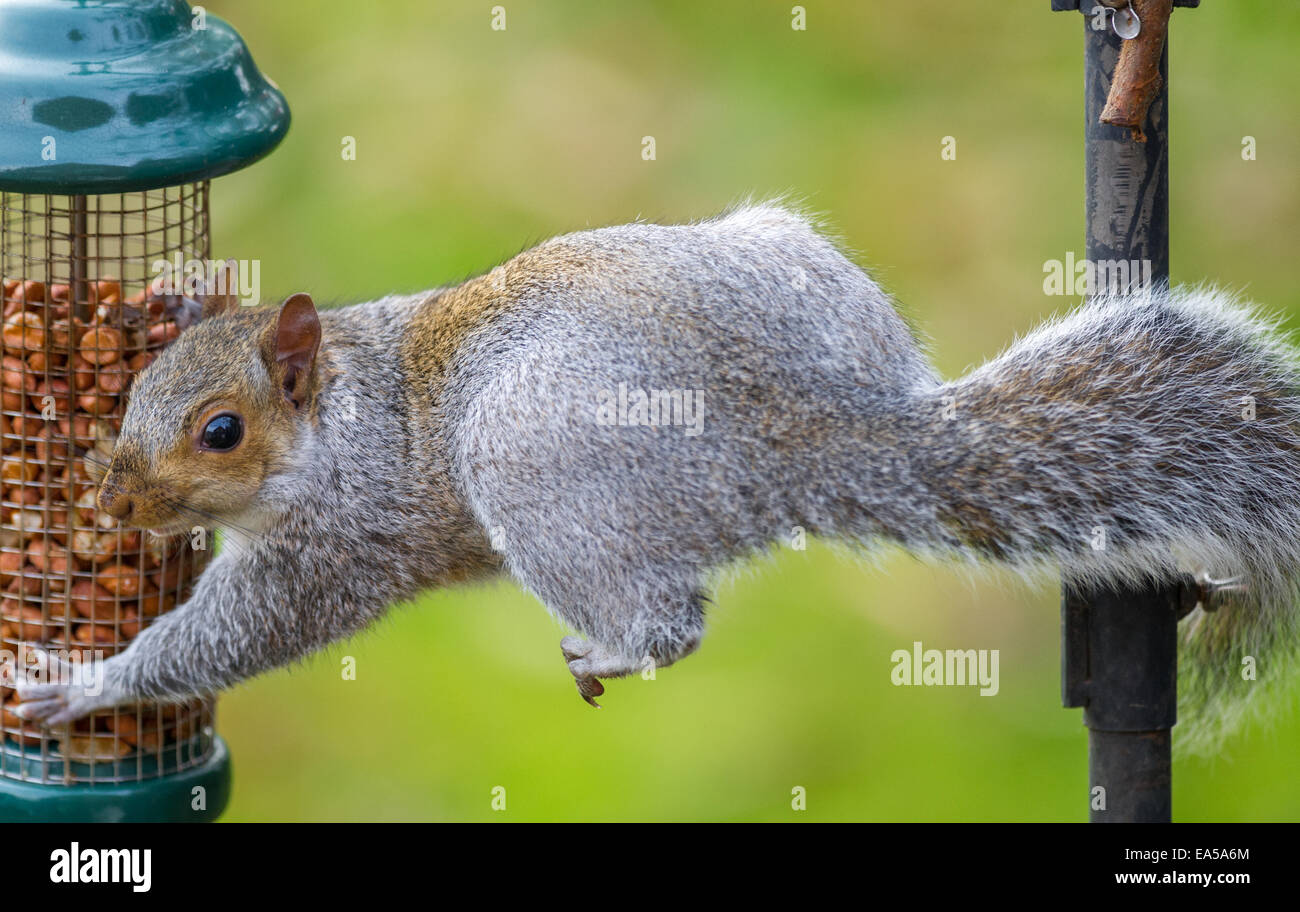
(0, 0, 289, 195)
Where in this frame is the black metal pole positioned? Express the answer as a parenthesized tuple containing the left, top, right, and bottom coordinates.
(1052, 0, 1197, 822)
(1063, 580, 1179, 822)
(70, 194, 90, 322)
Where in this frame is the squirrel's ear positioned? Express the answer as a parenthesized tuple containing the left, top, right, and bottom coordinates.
(273, 293, 321, 411)
(201, 258, 241, 320)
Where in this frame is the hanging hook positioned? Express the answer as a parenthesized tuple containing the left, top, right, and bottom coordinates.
(1110, 2, 1141, 39)
(1095, 2, 1141, 39)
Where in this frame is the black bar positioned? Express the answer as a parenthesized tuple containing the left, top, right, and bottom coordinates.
(3, 822, 1272, 898)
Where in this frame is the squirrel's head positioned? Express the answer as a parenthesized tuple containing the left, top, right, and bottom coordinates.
(96, 290, 322, 534)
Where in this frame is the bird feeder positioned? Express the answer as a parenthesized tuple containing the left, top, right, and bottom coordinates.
(0, 0, 288, 822)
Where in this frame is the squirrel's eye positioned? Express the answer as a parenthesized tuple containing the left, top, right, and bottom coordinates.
(200, 414, 243, 451)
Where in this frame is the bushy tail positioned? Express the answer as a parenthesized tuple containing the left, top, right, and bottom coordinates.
(921, 286, 1300, 754)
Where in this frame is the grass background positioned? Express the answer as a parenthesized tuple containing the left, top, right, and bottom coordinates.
(202, 0, 1300, 821)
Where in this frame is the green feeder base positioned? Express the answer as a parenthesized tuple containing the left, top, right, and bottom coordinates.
(0, 736, 230, 823)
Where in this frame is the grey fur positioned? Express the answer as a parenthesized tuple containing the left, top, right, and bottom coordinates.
(16, 204, 1300, 754)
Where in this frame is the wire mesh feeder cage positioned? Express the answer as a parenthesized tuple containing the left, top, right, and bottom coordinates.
(0, 0, 288, 822)
(0, 188, 215, 784)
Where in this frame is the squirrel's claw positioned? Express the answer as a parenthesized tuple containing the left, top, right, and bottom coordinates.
(575, 677, 605, 709)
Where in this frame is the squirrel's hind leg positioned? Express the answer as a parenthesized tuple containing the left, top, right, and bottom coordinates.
(497, 535, 707, 706)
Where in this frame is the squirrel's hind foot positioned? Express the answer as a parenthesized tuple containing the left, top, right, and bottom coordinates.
(562, 636, 648, 708)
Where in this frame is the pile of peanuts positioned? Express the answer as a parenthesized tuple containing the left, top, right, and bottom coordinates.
(0, 277, 206, 764)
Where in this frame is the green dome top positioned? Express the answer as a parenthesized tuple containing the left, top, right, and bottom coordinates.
(0, 0, 289, 194)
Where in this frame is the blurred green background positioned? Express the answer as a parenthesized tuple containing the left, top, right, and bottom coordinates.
(204, 0, 1300, 821)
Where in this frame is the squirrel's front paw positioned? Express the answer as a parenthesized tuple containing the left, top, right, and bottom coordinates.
(560, 637, 645, 709)
(10, 650, 127, 725)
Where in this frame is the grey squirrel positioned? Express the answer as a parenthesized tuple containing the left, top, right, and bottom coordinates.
(8, 203, 1300, 754)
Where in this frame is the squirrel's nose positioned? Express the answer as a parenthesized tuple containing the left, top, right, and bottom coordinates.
(98, 486, 133, 521)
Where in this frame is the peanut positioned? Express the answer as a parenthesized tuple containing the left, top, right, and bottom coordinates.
(2, 312, 44, 352)
(106, 710, 161, 750)
(67, 580, 117, 620)
(1, 356, 35, 392)
(60, 734, 132, 762)
(72, 622, 116, 645)
(146, 322, 180, 345)
(70, 354, 97, 391)
(77, 391, 118, 415)
(33, 427, 70, 463)
(4, 602, 58, 641)
(78, 326, 121, 366)
(93, 362, 130, 395)
(10, 414, 42, 438)
(95, 280, 121, 305)
(118, 610, 142, 638)
(0, 456, 38, 484)
(45, 318, 74, 350)
(96, 564, 142, 597)
(71, 529, 123, 564)
(18, 281, 45, 305)
(26, 539, 73, 575)
(0, 551, 22, 583)
(32, 377, 73, 415)
(25, 350, 54, 373)
(6, 567, 43, 595)
(137, 590, 175, 617)
(58, 414, 95, 450)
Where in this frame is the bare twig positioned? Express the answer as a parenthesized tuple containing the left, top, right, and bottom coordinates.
(1100, 0, 1174, 142)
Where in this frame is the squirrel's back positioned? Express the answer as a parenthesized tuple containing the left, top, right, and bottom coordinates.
(402, 203, 935, 418)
